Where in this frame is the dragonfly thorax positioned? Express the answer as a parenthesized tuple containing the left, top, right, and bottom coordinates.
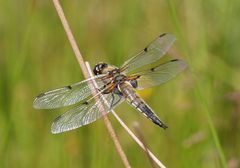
(114, 74, 127, 84)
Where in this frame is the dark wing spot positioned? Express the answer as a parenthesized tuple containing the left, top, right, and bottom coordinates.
(83, 101, 88, 105)
(159, 33, 166, 37)
(170, 59, 179, 62)
(144, 47, 148, 52)
(150, 67, 155, 72)
(65, 85, 72, 89)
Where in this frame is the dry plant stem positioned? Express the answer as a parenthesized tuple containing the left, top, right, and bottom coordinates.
(133, 122, 157, 168)
(86, 62, 166, 168)
(85, 62, 131, 168)
(112, 110, 166, 168)
(52, 1, 131, 168)
(52, 0, 89, 78)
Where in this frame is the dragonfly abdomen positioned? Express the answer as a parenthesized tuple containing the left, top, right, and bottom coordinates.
(136, 102, 167, 129)
(120, 83, 167, 129)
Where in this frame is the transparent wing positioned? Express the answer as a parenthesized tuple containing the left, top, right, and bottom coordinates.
(33, 74, 108, 109)
(121, 33, 176, 74)
(132, 59, 187, 90)
(51, 93, 124, 134)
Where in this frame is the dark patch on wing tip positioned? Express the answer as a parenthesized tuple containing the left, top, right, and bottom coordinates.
(144, 47, 148, 52)
(159, 33, 166, 37)
(83, 101, 88, 105)
(150, 67, 155, 72)
(66, 85, 72, 89)
(171, 59, 179, 62)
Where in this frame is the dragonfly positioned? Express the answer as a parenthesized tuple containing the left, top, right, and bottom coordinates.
(33, 33, 187, 134)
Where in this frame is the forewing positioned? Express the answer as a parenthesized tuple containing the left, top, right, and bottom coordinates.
(33, 74, 108, 109)
(133, 59, 187, 90)
(121, 33, 176, 74)
(51, 93, 124, 134)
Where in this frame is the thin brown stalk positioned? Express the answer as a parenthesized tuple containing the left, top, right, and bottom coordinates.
(133, 122, 157, 168)
(52, 0, 130, 167)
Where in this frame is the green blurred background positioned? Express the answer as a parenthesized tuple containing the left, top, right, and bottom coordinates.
(1, 0, 240, 167)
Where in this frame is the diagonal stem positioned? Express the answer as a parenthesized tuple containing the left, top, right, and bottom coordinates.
(52, 0, 89, 78)
(133, 122, 157, 168)
(52, 0, 131, 167)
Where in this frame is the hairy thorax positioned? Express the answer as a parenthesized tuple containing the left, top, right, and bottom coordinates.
(93, 63, 138, 95)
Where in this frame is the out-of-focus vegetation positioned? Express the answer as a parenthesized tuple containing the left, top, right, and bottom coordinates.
(0, 0, 240, 167)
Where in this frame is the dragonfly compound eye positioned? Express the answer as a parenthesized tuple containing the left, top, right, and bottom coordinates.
(93, 62, 108, 75)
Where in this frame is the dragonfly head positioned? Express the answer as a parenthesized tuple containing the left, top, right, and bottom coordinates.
(93, 62, 108, 75)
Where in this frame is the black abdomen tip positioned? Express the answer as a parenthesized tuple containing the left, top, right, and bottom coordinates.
(160, 123, 168, 129)
(154, 119, 168, 129)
